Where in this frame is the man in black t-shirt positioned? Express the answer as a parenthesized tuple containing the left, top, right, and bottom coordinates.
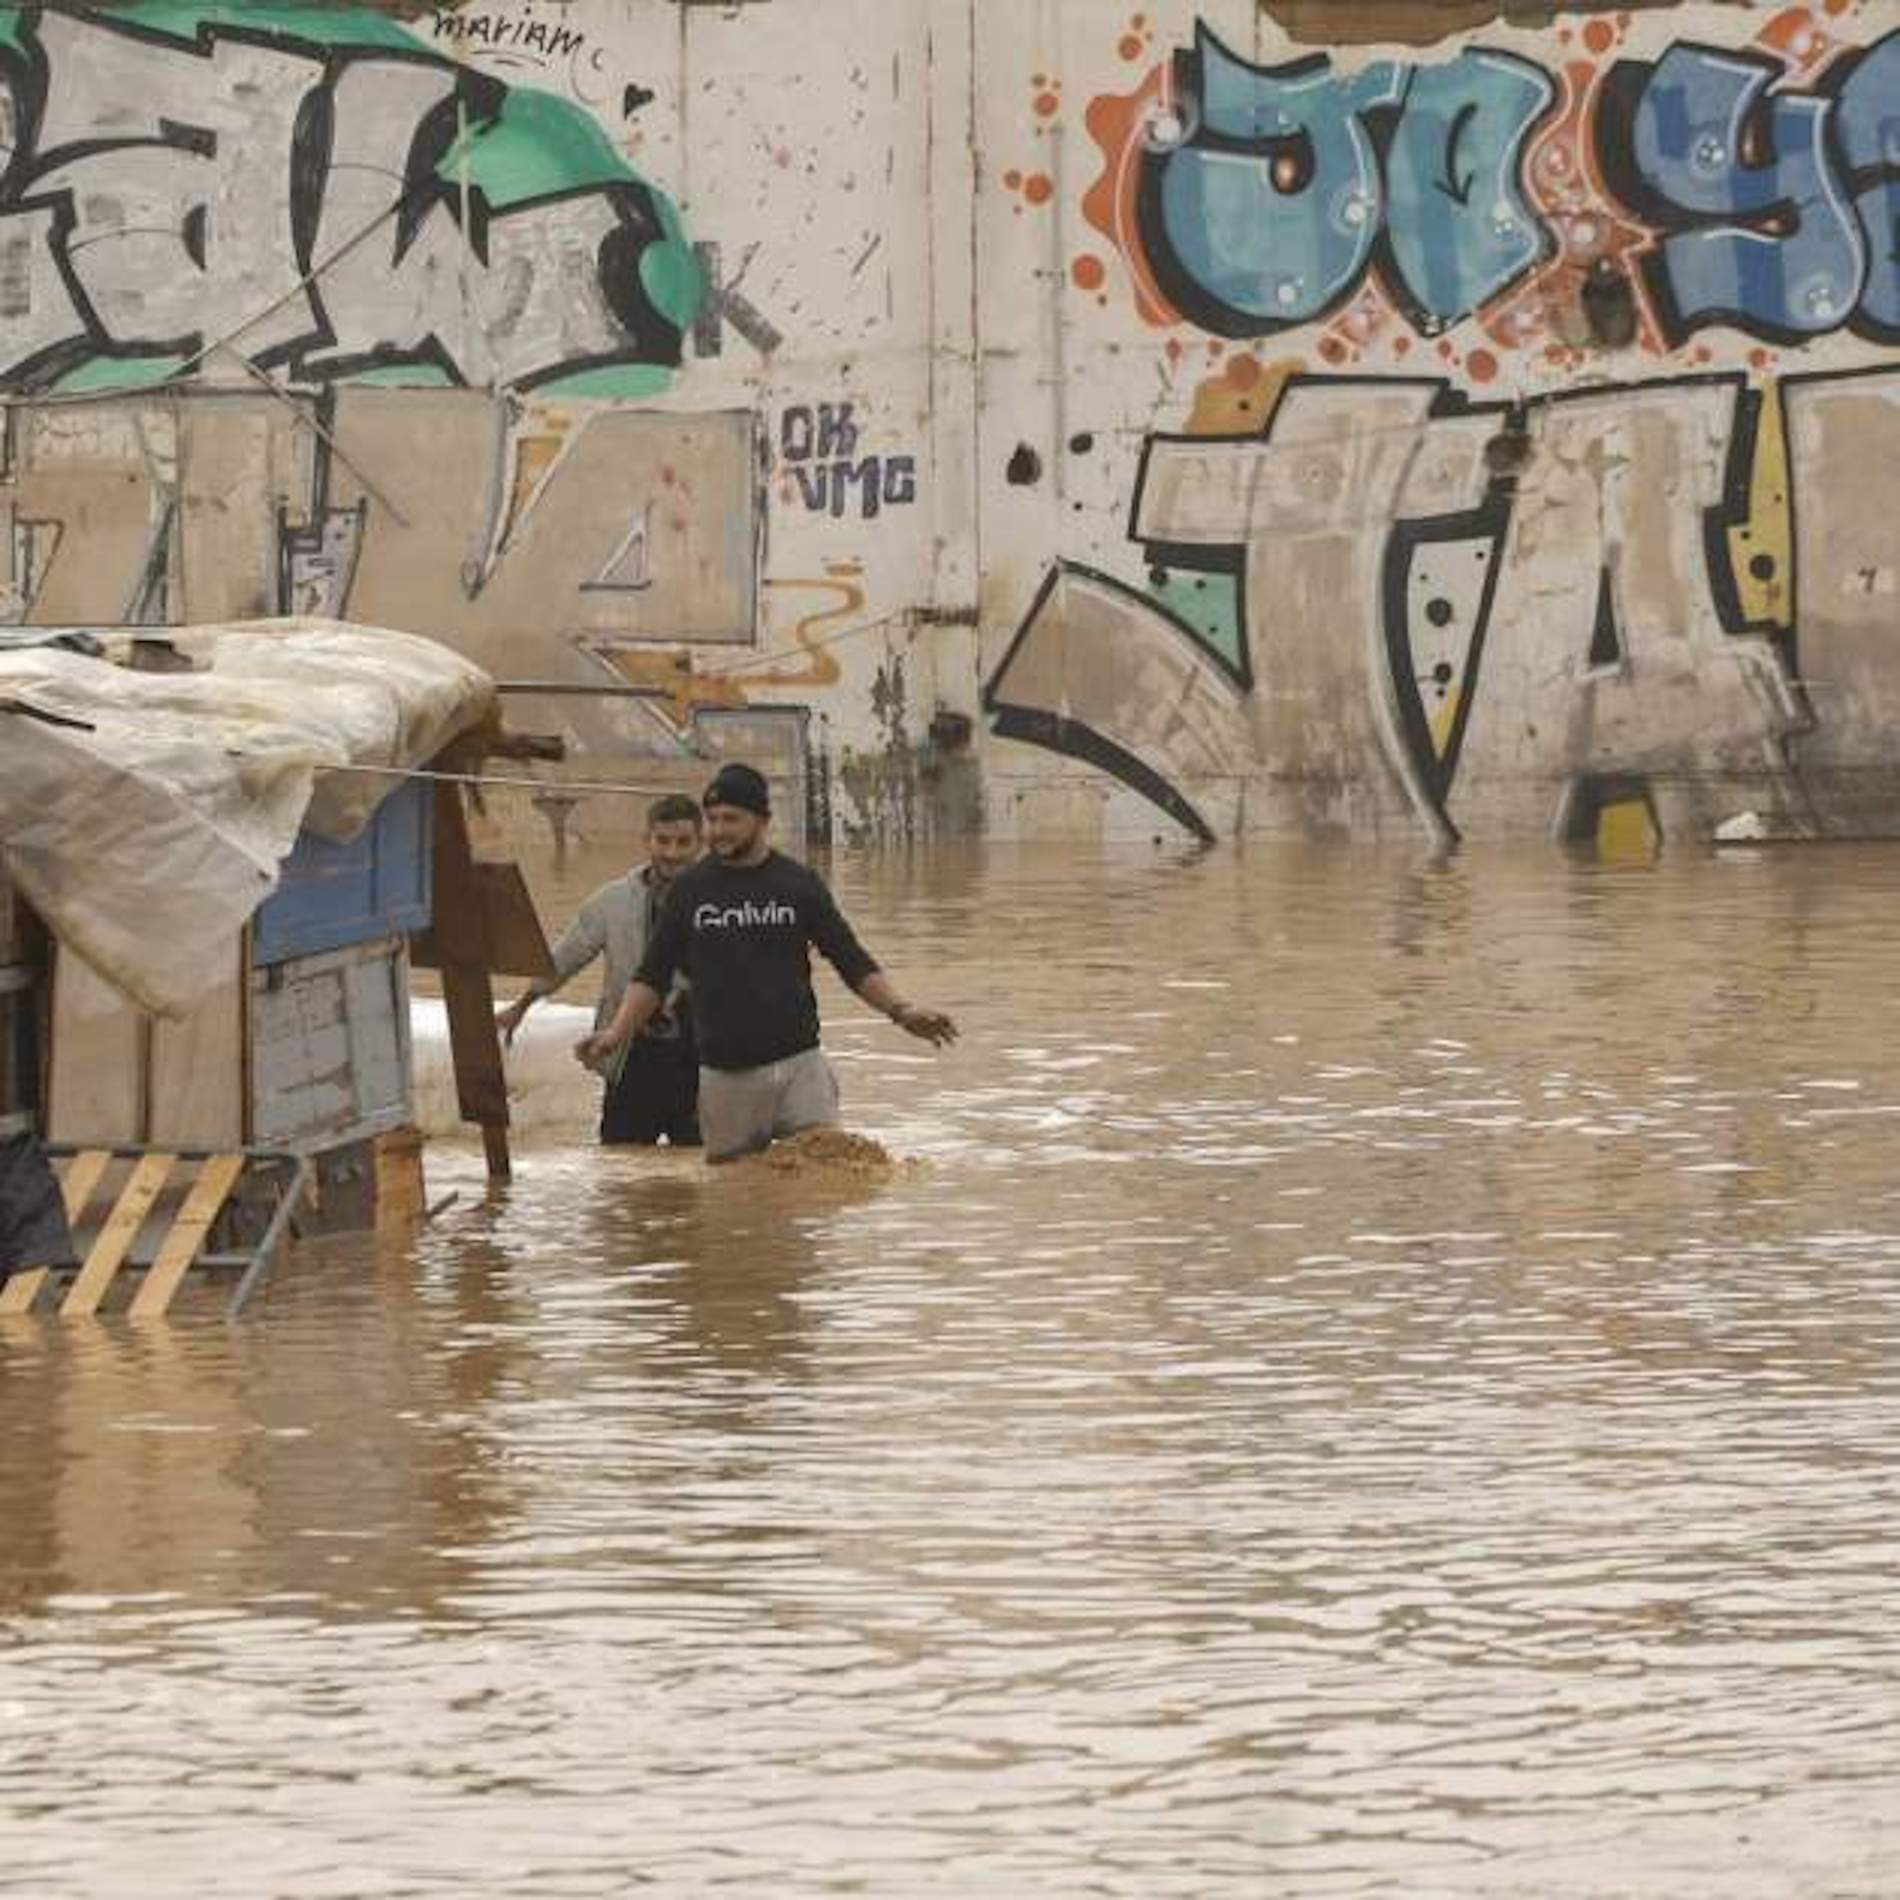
(577, 762, 956, 1161)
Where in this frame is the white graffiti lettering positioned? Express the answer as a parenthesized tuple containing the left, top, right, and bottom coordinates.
(988, 371, 1856, 845)
(0, 11, 685, 391)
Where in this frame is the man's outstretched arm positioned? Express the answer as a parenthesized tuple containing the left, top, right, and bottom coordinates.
(855, 970, 957, 1046)
(805, 876, 956, 1047)
(499, 910, 602, 1045)
(576, 879, 690, 1065)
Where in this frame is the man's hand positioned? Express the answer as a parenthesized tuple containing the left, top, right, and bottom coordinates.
(575, 1029, 620, 1069)
(496, 997, 529, 1047)
(890, 1002, 957, 1047)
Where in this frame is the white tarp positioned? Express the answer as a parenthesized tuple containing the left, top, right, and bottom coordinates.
(410, 997, 598, 1140)
(0, 618, 493, 1016)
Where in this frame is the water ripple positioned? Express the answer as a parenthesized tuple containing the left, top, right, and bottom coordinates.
(6, 844, 1900, 1895)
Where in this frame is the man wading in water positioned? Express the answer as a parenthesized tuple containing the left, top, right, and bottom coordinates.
(577, 763, 956, 1162)
(500, 793, 705, 1146)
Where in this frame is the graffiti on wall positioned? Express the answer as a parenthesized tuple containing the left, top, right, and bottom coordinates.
(985, 361, 1900, 847)
(0, 4, 698, 395)
(777, 402, 918, 520)
(987, 9, 1900, 843)
(429, 11, 588, 63)
(1063, 10, 1900, 374)
(0, 388, 760, 731)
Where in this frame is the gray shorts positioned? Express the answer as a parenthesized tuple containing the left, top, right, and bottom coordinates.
(697, 1047, 840, 1162)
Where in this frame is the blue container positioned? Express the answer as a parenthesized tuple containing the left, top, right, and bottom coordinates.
(252, 778, 432, 966)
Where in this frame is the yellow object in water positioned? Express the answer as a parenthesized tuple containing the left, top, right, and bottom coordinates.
(1597, 797, 1660, 860)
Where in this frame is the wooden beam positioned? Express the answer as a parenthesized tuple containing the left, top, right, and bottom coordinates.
(410, 860, 553, 981)
(61, 1152, 175, 1317)
(0, 1266, 46, 1314)
(430, 777, 511, 1180)
(129, 1153, 245, 1319)
(60, 1148, 113, 1224)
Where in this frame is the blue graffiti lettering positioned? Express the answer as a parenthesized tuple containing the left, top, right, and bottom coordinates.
(1836, 36, 1900, 338)
(1380, 51, 1555, 334)
(1145, 27, 1404, 334)
(1138, 24, 1550, 337)
(1608, 43, 1865, 339)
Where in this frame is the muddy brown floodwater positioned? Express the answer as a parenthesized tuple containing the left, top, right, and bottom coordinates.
(6, 841, 1900, 1896)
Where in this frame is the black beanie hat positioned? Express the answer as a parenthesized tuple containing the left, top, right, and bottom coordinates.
(703, 762, 771, 816)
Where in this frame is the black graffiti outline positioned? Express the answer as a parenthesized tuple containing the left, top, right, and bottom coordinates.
(1124, 425, 1257, 694)
(990, 369, 1812, 843)
(1385, 370, 1803, 831)
(982, 561, 1231, 844)
(1378, 392, 1516, 828)
(1770, 355, 1900, 732)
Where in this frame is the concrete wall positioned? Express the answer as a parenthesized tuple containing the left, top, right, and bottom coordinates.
(5, 1, 1900, 849)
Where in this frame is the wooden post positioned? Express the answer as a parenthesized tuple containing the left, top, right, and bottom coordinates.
(429, 776, 512, 1180)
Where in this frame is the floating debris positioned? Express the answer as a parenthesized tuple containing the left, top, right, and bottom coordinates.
(746, 1128, 899, 1178)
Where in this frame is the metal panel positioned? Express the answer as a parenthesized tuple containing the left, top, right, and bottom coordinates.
(249, 938, 414, 1149)
(252, 779, 432, 967)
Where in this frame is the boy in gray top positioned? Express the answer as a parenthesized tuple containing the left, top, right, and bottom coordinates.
(498, 794, 703, 1145)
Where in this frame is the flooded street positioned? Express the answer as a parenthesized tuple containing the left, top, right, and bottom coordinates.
(5, 841, 1900, 1896)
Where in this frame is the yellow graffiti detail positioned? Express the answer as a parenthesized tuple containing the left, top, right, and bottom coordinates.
(607, 648, 749, 726)
(1726, 379, 1792, 631)
(1427, 685, 1461, 762)
(499, 412, 576, 552)
(605, 562, 868, 721)
(1596, 797, 1659, 861)
(751, 561, 865, 688)
(1183, 356, 1303, 437)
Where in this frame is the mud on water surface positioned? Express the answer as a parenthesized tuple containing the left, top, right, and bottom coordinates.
(734, 1127, 901, 1178)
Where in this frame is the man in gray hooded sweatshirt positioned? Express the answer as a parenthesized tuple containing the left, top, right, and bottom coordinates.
(499, 793, 704, 1145)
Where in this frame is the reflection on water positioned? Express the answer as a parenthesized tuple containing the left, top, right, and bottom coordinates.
(6, 843, 1900, 1896)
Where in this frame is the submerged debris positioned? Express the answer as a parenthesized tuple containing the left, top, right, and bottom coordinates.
(748, 1128, 898, 1178)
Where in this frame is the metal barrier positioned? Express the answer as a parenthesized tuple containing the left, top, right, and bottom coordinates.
(0, 1144, 311, 1319)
